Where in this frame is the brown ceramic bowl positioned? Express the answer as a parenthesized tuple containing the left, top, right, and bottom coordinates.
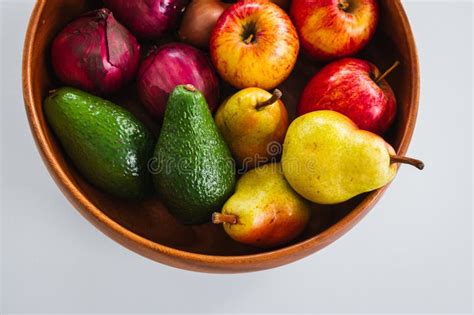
(22, 0, 419, 273)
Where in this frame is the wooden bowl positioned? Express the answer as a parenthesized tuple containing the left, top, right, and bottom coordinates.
(22, 0, 419, 273)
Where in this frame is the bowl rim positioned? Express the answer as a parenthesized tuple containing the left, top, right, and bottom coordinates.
(22, 0, 419, 273)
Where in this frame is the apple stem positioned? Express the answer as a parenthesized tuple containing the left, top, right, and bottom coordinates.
(256, 89, 283, 110)
(212, 212, 238, 225)
(338, 0, 350, 11)
(376, 61, 401, 83)
(390, 155, 425, 170)
(243, 33, 254, 45)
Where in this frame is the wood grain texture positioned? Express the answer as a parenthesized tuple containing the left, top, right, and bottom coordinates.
(22, 0, 419, 273)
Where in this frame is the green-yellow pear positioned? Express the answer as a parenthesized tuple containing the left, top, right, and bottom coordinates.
(282, 110, 424, 204)
(212, 163, 311, 248)
(215, 88, 289, 169)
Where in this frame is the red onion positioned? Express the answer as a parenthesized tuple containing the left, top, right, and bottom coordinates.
(51, 8, 140, 95)
(137, 43, 219, 118)
(104, 0, 189, 39)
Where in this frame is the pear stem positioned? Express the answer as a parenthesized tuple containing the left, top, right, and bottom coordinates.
(243, 33, 254, 45)
(212, 212, 238, 225)
(390, 155, 425, 170)
(375, 61, 400, 83)
(256, 89, 283, 110)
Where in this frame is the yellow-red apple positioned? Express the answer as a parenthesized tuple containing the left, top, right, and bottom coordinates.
(179, 0, 291, 48)
(210, 0, 299, 89)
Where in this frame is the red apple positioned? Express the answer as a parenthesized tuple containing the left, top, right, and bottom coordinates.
(210, 0, 299, 90)
(291, 0, 379, 61)
(297, 58, 398, 134)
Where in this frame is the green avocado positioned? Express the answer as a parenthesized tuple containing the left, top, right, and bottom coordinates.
(44, 87, 154, 200)
(153, 85, 236, 225)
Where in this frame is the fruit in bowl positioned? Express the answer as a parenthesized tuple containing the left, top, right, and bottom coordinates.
(212, 163, 311, 248)
(152, 85, 236, 225)
(179, 0, 291, 48)
(297, 58, 399, 134)
(24, 0, 422, 273)
(282, 110, 424, 204)
(210, 0, 299, 89)
(291, 0, 379, 60)
(215, 88, 288, 169)
(44, 87, 154, 200)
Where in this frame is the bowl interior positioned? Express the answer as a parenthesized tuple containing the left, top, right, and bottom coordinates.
(24, 0, 417, 258)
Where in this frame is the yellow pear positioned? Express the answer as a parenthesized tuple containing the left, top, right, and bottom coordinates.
(282, 110, 424, 204)
(215, 88, 288, 169)
(212, 163, 311, 248)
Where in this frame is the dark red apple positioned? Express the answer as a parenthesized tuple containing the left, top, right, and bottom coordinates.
(291, 0, 379, 61)
(297, 58, 398, 134)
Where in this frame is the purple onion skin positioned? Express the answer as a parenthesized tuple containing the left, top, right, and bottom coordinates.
(137, 43, 219, 118)
(51, 8, 140, 95)
(104, 0, 189, 39)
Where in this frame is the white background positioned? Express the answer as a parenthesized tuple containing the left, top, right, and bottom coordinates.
(1, 0, 472, 313)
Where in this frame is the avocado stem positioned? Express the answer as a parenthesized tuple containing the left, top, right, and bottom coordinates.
(243, 33, 254, 45)
(390, 155, 425, 170)
(184, 84, 196, 92)
(212, 212, 238, 225)
(376, 61, 400, 83)
(256, 89, 283, 110)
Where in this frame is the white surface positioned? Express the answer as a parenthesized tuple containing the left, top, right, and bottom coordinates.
(1, 0, 472, 313)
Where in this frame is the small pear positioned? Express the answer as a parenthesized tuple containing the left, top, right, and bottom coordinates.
(215, 88, 289, 169)
(282, 110, 424, 204)
(212, 163, 311, 248)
